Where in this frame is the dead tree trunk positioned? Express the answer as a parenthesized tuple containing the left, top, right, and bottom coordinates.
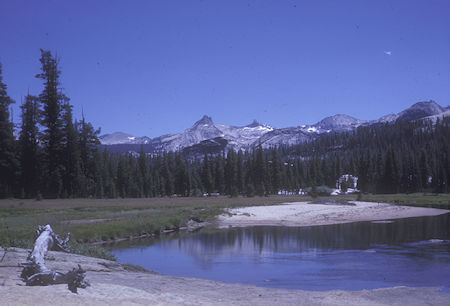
(21, 225, 89, 293)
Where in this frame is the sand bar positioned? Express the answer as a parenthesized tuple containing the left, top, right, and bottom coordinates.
(217, 201, 449, 227)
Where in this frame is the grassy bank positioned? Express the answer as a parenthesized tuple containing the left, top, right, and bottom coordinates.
(1, 194, 448, 260)
(0, 195, 309, 259)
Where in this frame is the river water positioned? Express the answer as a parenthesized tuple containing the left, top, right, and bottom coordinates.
(110, 213, 450, 292)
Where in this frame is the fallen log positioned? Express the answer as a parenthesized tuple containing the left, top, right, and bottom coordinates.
(20, 224, 89, 293)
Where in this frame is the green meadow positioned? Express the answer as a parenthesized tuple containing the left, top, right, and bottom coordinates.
(1, 194, 448, 260)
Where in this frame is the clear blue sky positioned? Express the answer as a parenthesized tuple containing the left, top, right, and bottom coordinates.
(1, 0, 449, 137)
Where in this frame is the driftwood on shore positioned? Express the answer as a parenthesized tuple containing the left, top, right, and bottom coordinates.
(20, 224, 89, 293)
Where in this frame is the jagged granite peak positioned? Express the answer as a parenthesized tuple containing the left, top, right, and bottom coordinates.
(149, 115, 223, 151)
(397, 100, 445, 121)
(246, 120, 262, 128)
(194, 115, 214, 126)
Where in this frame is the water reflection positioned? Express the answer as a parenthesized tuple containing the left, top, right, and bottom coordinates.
(113, 214, 450, 260)
(110, 213, 450, 291)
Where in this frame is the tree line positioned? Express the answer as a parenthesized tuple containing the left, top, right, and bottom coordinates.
(0, 51, 449, 199)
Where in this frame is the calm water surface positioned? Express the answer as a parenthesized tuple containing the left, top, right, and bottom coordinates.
(110, 213, 450, 292)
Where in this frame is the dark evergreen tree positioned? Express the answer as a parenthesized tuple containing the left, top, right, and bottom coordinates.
(61, 102, 81, 197)
(92, 150, 105, 198)
(357, 153, 369, 192)
(224, 150, 237, 196)
(254, 144, 266, 196)
(174, 153, 190, 196)
(419, 150, 430, 191)
(201, 154, 213, 195)
(381, 148, 397, 194)
(214, 153, 225, 194)
(0, 63, 18, 197)
(160, 152, 174, 196)
(117, 155, 130, 198)
(78, 113, 101, 194)
(36, 50, 66, 197)
(236, 150, 244, 194)
(19, 95, 41, 197)
(270, 147, 281, 194)
(138, 146, 151, 197)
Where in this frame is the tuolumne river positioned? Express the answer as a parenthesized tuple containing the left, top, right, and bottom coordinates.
(109, 213, 450, 292)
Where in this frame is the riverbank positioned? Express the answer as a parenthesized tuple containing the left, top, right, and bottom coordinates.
(0, 196, 307, 255)
(1, 247, 449, 305)
(1, 195, 449, 260)
(217, 201, 450, 227)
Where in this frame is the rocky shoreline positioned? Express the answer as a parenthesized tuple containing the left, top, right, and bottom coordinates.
(1, 247, 449, 305)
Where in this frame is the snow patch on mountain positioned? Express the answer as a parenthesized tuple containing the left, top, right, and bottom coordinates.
(216, 121, 273, 150)
(99, 132, 150, 145)
(376, 113, 399, 123)
(422, 109, 450, 123)
(257, 127, 314, 148)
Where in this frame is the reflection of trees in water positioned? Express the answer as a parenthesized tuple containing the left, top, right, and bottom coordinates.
(160, 214, 450, 265)
(111, 213, 449, 267)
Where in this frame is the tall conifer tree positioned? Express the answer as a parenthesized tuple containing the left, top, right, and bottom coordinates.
(201, 154, 213, 194)
(0, 63, 18, 197)
(61, 102, 81, 197)
(36, 50, 66, 197)
(19, 95, 41, 197)
(254, 144, 266, 196)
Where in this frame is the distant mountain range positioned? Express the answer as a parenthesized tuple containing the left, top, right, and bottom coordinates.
(100, 100, 450, 154)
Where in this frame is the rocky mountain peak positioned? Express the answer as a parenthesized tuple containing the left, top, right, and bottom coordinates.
(398, 100, 444, 121)
(316, 114, 363, 130)
(194, 115, 214, 126)
(246, 120, 262, 128)
(411, 100, 443, 110)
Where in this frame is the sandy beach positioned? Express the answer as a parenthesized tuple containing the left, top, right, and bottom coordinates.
(217, 201, 449, 227)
